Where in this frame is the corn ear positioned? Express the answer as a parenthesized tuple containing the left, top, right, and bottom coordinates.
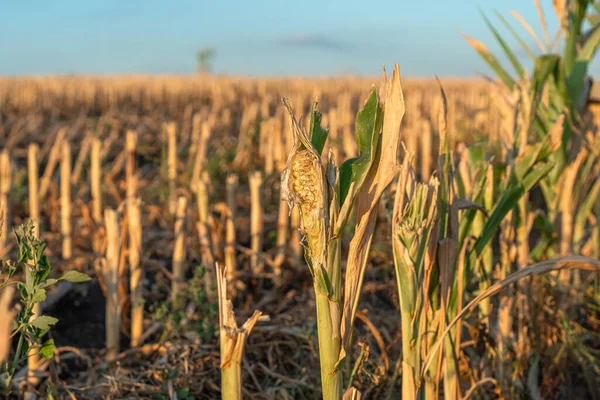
(281, 98, 331, 295)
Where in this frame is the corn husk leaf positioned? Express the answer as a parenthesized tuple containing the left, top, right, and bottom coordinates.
(338, 64, 404, 365)
(281, 99, 331, 294)
(336, 88, 384, 233)
(309, 100, 329, 156)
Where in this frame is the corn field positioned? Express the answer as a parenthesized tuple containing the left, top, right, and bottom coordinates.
(2, 2, 600, 399)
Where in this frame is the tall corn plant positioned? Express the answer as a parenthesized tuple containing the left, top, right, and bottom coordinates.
(392, 82, 562, 399)
(281, 64, 404, 399)
(463, 0, 600, 264)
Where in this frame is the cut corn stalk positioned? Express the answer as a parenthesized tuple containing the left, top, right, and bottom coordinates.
(217, 263, 267, 400)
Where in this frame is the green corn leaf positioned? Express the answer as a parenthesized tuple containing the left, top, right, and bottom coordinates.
(458, 165, 488, 246)
(481, 11, 525, 78)
(472, 162, 553, 258)
(574, 178, 600, 245)
(462, 32, 515, 89)
(530, 56, 570, 165)
(309, 100, 329, 156)
(566, 25, 600, 101)
(494, 10, 536, 62)
(513, 113, 562, 180)
(564, 0, 588, 76)
(531, 55, 565, 109)
(337, 88, 383, 227)
(521, 162, 555, 191)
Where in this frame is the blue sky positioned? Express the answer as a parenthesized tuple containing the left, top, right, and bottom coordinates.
(1, 0, 599, 77)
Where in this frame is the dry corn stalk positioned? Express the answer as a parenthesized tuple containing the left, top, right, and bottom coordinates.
(171, 196, 188, 305)
(129, 198, 143, 347)
(126, 130, 138, 201)
(0, 150, 11, 257)
(216, 263, 267, 400)
(91, 137, 103, 224)
(26, 144, 42, 395)
(264, 119, 275, 174)
(0, 286, 14, 364)
(249, 171, 263, 274)
(166, 122, 178, 215)
(71, 132, 93, 184)
(104, 208, 121, 360)
(60, 140, 72, 260)
(196, 175, 215, 294)
(225, 174, 238, 285)
(190, 112, 202, 158)
(39, 127, 67, 198)
(28, 144, 40, 238)
(191, 121, 212, 192)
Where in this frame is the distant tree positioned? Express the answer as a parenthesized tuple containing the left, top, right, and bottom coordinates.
(196, 47, 216, 74)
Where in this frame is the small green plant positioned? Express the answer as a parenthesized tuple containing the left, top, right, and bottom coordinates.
(0, 221, 90, 393)
(151, 265, 218, 342)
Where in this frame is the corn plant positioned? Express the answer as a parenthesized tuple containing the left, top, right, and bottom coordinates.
(460, 1, 600, 391)
(281, 64, 404, 399)
(464, 0, 600, 264)
(0, 221, 90, 393)
(391, 80, 568, 398)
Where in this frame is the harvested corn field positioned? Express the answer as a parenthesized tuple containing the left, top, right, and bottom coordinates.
(1, 1, 600, 399)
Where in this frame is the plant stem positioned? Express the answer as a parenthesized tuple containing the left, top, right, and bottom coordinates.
(7, 328, 26, 388)
(221, 361, 241, 400)
(315, 289, 342, 400)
